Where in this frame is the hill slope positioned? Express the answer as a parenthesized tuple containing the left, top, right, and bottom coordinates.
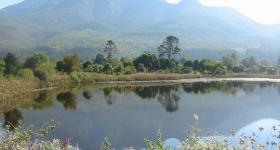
(0, 0, 279, 61)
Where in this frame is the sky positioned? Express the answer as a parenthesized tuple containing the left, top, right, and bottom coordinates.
(0, 0, 23, 9)
(174, 0, 280, 25)
(0, 0, 279, 25)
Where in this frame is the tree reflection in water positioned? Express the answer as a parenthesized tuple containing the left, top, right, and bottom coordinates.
(103, 87, 116, 106)
(3, 109, 23, 130)
(57, 92, 78, 110)
(157, 85, 180, 112)
(134, 86, 159, 100)
(82, 90, 92, 100)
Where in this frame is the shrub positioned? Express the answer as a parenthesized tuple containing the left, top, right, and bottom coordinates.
(92, 64, 103, 73)
(24, 52, 48, 70)
(137, 63, 147, 72)
(102, 64, 113, 74)
(18, 68, 35, 79)
(214, 64, 228, 75)
(114, 64, 124, 74)
(124, 65, 137, 74)
(133, 52, 159, 71)
(34, 69, 48, 82)
(57, 55, 80, 73)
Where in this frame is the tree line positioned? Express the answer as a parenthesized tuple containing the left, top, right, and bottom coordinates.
(0, 36, 279, 82)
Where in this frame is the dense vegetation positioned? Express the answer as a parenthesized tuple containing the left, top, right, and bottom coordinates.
(0, 36, 279, 84)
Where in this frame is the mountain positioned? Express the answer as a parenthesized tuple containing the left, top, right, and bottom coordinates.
(0, 0, 279, 61)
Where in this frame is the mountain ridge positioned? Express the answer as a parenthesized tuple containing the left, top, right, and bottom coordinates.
(0, 0, 279, 62)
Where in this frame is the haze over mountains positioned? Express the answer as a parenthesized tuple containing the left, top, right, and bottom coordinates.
(0, 0, 279, 61)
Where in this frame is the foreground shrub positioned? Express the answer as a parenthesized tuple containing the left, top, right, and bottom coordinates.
(0, 121, 79, 150)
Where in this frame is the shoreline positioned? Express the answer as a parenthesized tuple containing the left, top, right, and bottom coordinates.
(95, 77, 280, 84)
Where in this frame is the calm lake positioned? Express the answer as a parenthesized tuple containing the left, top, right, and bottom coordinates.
(1, 82, 280, 149)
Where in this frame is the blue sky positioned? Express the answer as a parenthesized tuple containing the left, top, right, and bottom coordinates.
(0, 0, 23, 9)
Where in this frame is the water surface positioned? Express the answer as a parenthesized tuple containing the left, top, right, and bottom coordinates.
(1, 82, 280, 149)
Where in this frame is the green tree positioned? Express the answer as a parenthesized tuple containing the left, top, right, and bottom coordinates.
(57, 55, 80, 73)
(222, 54, 237, 71)
(241, 56, 257, 68)
(24, 52, 48, 70)
(193, 60, 201, 71)
(102, 63, 113, 74)
(4, 53, 21, 75)
(133, 52, 159, 71)
(158, 36, 181, 60)
(104, 40, 117, 59)
(0, 58, 4, 76)
(82, 60, 94, 72)
(200, 59, 217, 74)
(137, 63, 147, 72)
(94, 54, 106, 65)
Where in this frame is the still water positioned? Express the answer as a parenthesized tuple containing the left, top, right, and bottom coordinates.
(1, 82, 280, 149)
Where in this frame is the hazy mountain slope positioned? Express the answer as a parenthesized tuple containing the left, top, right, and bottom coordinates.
(0, 0, 279, 61)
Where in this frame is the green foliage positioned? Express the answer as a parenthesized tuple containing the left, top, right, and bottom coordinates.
(213, 63, 228, 75)
(102, 64, 113, 74)
(18, 68, 35, 80)
(200, 59, 217, 74)
(124, 65, 137, 75)
(158, 36, 181, 60)
(101, 137, 113, 150)
(137, 63, 147, 72)
(192, 60, 201, 71)
(114, 63, 124, 74)
(104, 40, 118, 59)
(242, 56, 257, 68)
(57, 55, 80, 73)
(222, 53, 237, 71)
(34, 69, 49, 82)
(92, 64, 103, 73)
(24, 52, 49, 70)
(133, 52, 159, 71)
(94, 54, 106, 65)
(0, 121, 78, 150)
(82, 60, 94, 72)
(0, 58, 5, 76)
(4, 53, 21, 76)
(144, 130, 165, 150)
(184, 60, 193, 68)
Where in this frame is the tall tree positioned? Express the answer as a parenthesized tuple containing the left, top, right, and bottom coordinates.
(4, 53, 21, 75)
(104, 40, 118, 59)
(158, 36, 181, 60)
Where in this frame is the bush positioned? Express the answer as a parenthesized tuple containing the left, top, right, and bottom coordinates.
(114, 64, 124, 74)
(24, 52, 48, 70)
(34, 69, 48, 82)
(18, 68, 35, 79)
(57, 55, 80, 73)
(70, 71, 82, 83)
(92, 64, 103, 73)
(133, 52, 159, 71)
(214, 64, 228, 75)
(137, 63, 147, 72)
(102, 64, 113, 74)
(124, 65, 137, 74)
(184, 67, 193, 73)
